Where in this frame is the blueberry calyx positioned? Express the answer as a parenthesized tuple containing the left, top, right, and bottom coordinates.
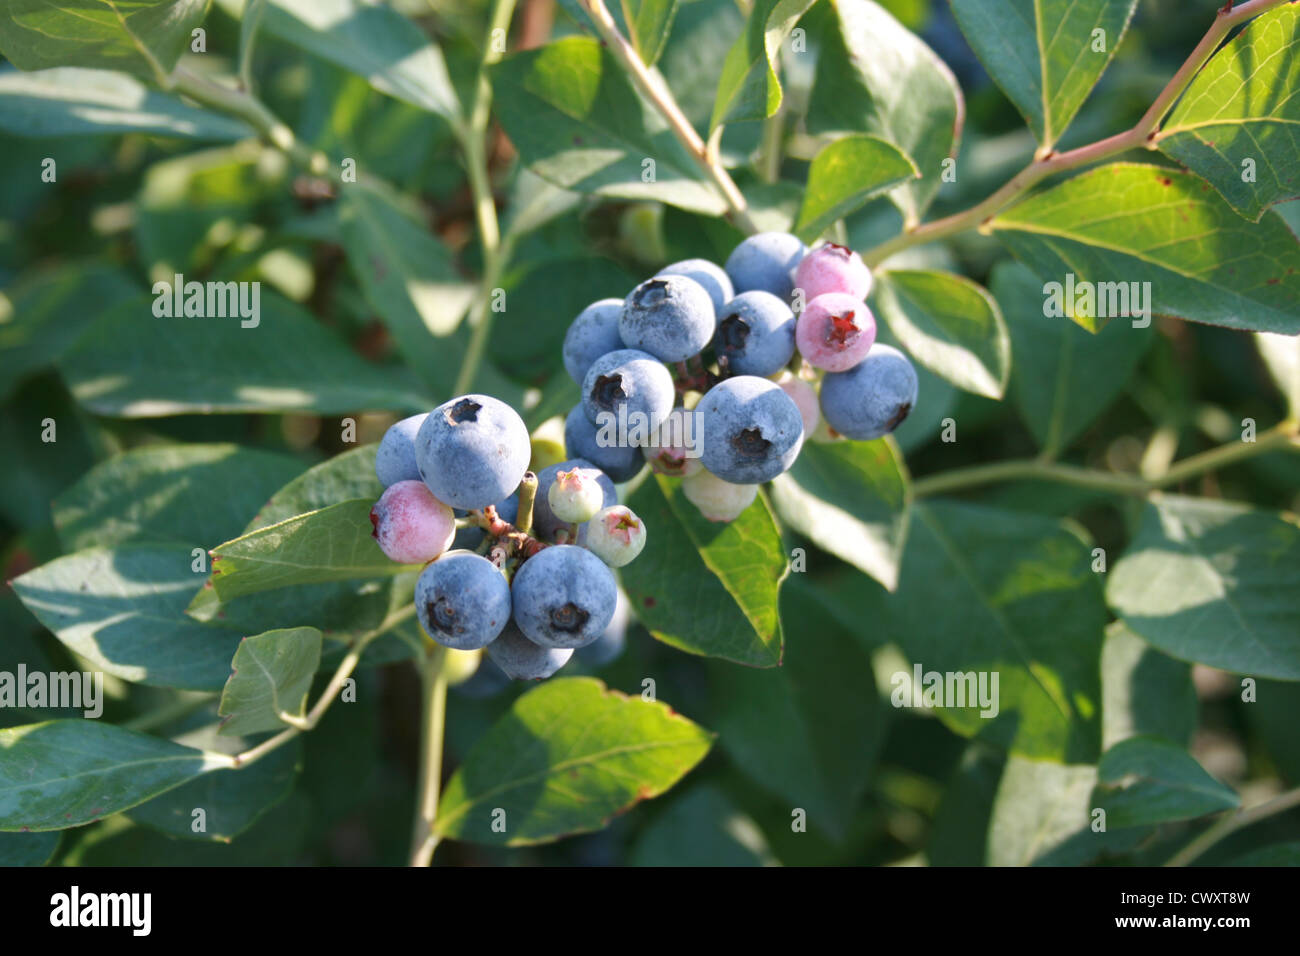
(631, 278, 670, 308)
(551, 602, 590, 633)
(732, 427, 772, 459)
(886, 403, 913, 430)
(429, 597, 459, 634)
(592, 373, 627, 410)
(447, 398, 481, 425)
(825, 310, 860, 349)
(718, 314, 751, 351)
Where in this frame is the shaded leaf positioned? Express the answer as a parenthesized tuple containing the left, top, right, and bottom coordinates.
(794, 135, 918, 242)
(1101, 622, 1196, 751)
(709, 0, 816, 130)
(218, 627, 322, 736)
(1093, 735, 1239, 828)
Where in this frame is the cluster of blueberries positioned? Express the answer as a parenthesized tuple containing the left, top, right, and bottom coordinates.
(369, 394, 645, 680)
(562, 231, 919, 521)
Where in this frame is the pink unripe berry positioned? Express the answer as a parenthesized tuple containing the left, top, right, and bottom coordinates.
(682, 469, 758, 522)
(793, 242, 873, 303)
(370, 480, 456, 564)
(585, 505, 647, 567)
(548, 467, 605, 523)
(776, 371, 821, 437)
(796, 293, 876, 372)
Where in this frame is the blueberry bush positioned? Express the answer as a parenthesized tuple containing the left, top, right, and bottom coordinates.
(0, 0, 1298, 868)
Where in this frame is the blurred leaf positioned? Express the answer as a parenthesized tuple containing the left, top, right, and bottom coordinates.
(709, 0, 816, 130)
(891, 500, 1104, 762)
(1108, 495, 1300, 680)
(0, 830, 60, 865)
(992, 260, 1152, 453)
(54, 443, 303, 552)
(630, 785, 774, 865)
(12, 543, 243, 690)
(706, 581, 885, 841)
(621, 475, 786, 667)
(1157, 4, 1300, 221)
(656, 0, 745, 132)
(1093, 736, 1239, 828)
(60, 293, 432, 416)
(0, 720, 226, 831)
(248, 444, 379, 531)
(950, 0, 1137, 148)
(0, 263, 140, 401)
(218, 627, 322, 736)
(214, 0, 459, 120)
(1256, 331, 1300, 420)
(189, 500, 407, 612)
(928, 744, 1005, 866)
(873, 270, 1010, 398)
(992, 163, 1300, 335)
(0, 374, 98, 530)
(770, 438, 910, 591)
(987, 757, 1100, 865)
(0, 0, 207, 83)
(338, 183, 475, 392)
(490, 36, 727, 215)
(1101, 622, 1196, 751)
(127, 725, 300, 841)
(794, 135, 918, 242)
(809, 0, 962, 224)
(0, 67, 249, 139)
(1228, 842, 1300, 865)
(558, 0, 679, 66)
(500, 168, 582, 244)
(434, 677, 712, 845)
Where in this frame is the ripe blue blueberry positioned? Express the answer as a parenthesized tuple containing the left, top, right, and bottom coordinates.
(415, 394, 530, 511)
(619, 275, 716, 362)
(564, 405, 645, 483)
(532, 458, 617, 542)
(562, 298, 625, 385)
(581, 348, 675, 430)
(819, 344, 919, 440)
(714, 290, 796, 376)
(375, 413, 427, 487)
(415, 550, 512, 650)
(510, 545, 618, 649)
(697, 375, 805, 484)
(486, 623, 573, 680)
(576, 588, 630, 668)
(724, 232, 807, 301)
(655, 259, 734, 315)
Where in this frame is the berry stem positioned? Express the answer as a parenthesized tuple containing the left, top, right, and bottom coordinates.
(861, 0, 1289, 267)
(410, 645, 449, 867)
(911, 424, 1299, 499)
(578, 0, 760, 234)
(515, 471, 539, 535)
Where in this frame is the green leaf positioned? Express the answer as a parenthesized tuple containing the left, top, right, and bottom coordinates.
(434, 677, 712, 846)
(706, 581, 885, 841)
(0, 67, 249, 139)
(872, 270, 1011, 398)
(248, 444, 380, 531)
(490, 36, 726, 215)
(1157, 4, 1300, 221)
(218, 627, 322, 736)
(1093, 736, 1240, 828)
(1256, 331, 1300, 420)
(59, 292, 432, 416)
(950, 0, 1137, 148)
(190, 499, 407, 612)
(338, 183, 476, 393)
(793, 135, 918, 242)
(0, 830, 60, 865)
(621, 475, 786, 667)
(1228, 842, 1300, 866)
(0, 721, 228, 831)
(53, 443, 303, 551)
(992, 163, 1300, 334)
(127, 724, 299, 841)
(558, 0, 679, 66)
(891, 500, 1105, 762)
(928, 744, 1006, 865)
(987, 757, 1102, 865)
(808, 0, 963, 225)
(1101, 622, 1196, 751)
(1107, 495, 1300, 680)
(709, 0, 816, 130)
(0, 262, 140, 401)
(992, 260, 1152, 453)
(0, 0, 208, 84)
(214, 0, 459, 120)
(12, 543, 244, 691)
(769, 438, 910, 591)
(630, 785, 774, 866)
